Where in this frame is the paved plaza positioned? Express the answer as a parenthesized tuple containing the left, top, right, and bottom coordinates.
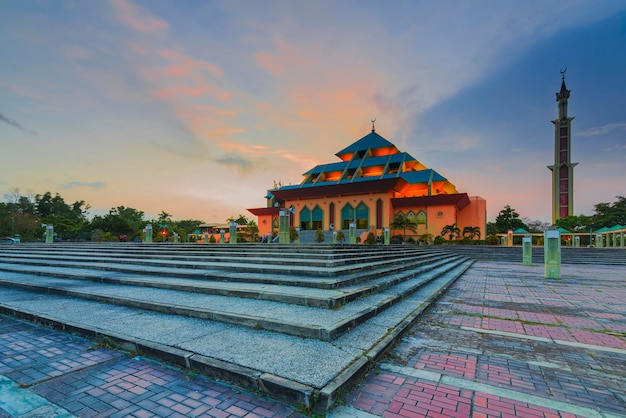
(1, 260, 625, 417)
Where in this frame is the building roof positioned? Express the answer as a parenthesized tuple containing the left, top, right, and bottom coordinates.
(272, 178, 402, 200)
(267, 129, 458, 201)
(335, 131, 399, 157)
(247, 207, 281, 216)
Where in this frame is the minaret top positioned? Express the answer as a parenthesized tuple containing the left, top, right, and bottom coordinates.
(556, 67, 570, 102)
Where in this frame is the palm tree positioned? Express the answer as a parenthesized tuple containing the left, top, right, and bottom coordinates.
(390, 213, 417, 240)
(462, 226, 481, 240)
(157, 210, 172, 224)
(157, 210, 172, 241)
(245, 220, 259, 242)
(419, 233, 434, 245)
(227, 214, 249, 225)
(441, 223, 460, 241)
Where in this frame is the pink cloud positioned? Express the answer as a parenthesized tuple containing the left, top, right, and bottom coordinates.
(254, 38, 314, 78)
(255, 52, 283, 76)
(158, 50, 223, 78)
(109, 0, 168, 33)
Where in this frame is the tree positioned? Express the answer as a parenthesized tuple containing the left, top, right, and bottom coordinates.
(494, 205, 527, 233)
(486, 222, 497, 236)
(315, 229, 325, 243)
(335, 230, 346, 244)
(1, 188, 38, 240)
(462, 226, 481, 240)
(592, 196, 626, 228)
(419, 233, 434, 245)
(245, 220, 259, 242)
(228, 214, 249, 225)
(523, 218, 551, 233)
(34, 192, 90, 240)
(390, 212, 417, 240)
(441, 224, 460, 241)
(555, 215, 592, 233)
(156, 210, 172, 241)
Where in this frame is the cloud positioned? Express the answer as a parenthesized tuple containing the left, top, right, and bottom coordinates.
(109, 0, 168, 33)
(578, 122, 626, 137)
(157, 50, 222, 78)
(59, 181, 105, 191)
(602, 144, 626, 152)
(213, 153, 255, 174)
(0, 112, 37, 135)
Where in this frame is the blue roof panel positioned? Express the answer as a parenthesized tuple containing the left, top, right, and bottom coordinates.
(400, 170, 447, 184)
(336, 132, 397, 155)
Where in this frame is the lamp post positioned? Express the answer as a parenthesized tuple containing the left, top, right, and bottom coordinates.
(589, 222, 594, 246)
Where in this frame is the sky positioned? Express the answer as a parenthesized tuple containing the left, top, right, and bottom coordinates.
(1, 1, 625, 224)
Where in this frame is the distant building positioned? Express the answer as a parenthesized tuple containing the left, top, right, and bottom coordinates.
(548, 70, 577, 223)
(248, 126, 486, 241)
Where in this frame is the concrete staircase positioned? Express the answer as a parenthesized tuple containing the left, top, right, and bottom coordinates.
(0, 243, 472, 412)
(432, 245, 626, 265)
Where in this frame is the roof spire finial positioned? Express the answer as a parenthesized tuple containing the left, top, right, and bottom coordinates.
(560, 66, 567, 80)
(371, 118, 376, 133)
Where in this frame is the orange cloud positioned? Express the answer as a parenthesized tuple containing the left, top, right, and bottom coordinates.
(157, 50, 223, 78)
(109, 0, 168, 33)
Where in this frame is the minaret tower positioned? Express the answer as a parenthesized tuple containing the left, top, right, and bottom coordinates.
(548, 68, 577, 224)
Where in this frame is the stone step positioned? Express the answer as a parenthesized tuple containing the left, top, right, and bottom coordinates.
(0, 242, 425, 259)
(0, 253, 464, 308)
(432, 245, 626, 265)
(0, 258, 472, 341)
(0, 249, 448, 275)
(0, 249, 462, 285)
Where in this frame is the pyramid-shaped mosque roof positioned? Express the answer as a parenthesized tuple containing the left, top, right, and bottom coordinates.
(271, 129, 459, 199)
(335, 131, 399, 157)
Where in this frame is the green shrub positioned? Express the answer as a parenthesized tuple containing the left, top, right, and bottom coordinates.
(434, 236, 445, 245)
(485, 235, 499, 245)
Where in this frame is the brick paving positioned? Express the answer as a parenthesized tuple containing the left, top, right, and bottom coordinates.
(1, 261, 626, 417)
(345, 262, 626, 418)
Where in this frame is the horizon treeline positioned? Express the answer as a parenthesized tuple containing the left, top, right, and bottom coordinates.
(1, 188, 624, 243)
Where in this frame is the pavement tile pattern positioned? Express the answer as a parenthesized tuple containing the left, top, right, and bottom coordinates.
(347, 262, 626, 418)
(1, 261, 625, 417)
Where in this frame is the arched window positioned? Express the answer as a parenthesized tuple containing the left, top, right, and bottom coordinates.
(355, 202, 369, 229)
(312, 205, 323, 230)
(341, 204, 354, 229)
(406, 210, 417, 224)
(329, 202, 336, 229)
(416, 210, 427, 225)
(300, 207, 312, 230)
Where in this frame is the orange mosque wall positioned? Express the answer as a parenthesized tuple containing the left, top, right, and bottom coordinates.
(456, 196, 487, 239)
(255, 193, 486, 241)
(256, 214, 275, 237)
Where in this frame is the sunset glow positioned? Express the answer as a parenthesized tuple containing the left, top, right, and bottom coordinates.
(1, 1, 625, 223)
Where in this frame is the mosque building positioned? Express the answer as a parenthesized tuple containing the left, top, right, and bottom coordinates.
(248, 123, 486, 242)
